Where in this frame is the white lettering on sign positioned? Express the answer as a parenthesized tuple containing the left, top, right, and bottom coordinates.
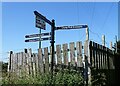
(36, 16, 46, 30)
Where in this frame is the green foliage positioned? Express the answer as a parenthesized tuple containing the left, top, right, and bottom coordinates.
(2, 69, 84, 85)
(91, 68, 107, 86)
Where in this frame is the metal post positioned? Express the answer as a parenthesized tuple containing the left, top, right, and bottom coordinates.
(39, 29, 41, 48)
(51, 19, 55, 75)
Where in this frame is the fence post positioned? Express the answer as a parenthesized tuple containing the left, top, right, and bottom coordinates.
(8, 51, 13, 77)
(102, 35, 105, 46)
(84, 40, 91, 85)
(110, 42, 113, 50)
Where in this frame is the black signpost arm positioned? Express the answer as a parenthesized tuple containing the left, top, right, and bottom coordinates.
(51, 19, 55, 76)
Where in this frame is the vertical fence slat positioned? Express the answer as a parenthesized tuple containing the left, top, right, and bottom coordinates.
(44, 47, 49, 73)
(56, 45, 62, 70)
(23, 50, 26, 73)
(28, 49, 33, 76)
(97, 44, 100, 69)
(93, 42, 95, 68)
(38, 48, 44, 73)
(95, 43, 98, 69)
(20, 52, 23, 76)
(33, 53, 37, 77)
(35, 53, 39, 76)
(24, 49, 29, 75)
(8, 51, 13, 73)
(76, 41, 83, 67)
(17, 53, 20, 76)
(15, 53, 18, 74)
(100, 45, 102, 69)
(103, 46, 106, 69)
(70, 42, 75, 66)
(84, 40, 91, 85)
(63, 44, 68, 67)
(11, 53, 14, 73)
(89, 41, 93, 67)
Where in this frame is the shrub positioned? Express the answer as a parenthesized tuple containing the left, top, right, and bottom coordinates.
(2, 69, 84, 85)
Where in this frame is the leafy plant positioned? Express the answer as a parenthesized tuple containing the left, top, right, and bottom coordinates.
(2, 69, 84, 85)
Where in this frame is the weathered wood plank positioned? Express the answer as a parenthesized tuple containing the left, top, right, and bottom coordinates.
(104, 47, 107, 69)
(76, 41, 83, 67)
(56, 45, 62, 65)
(101, 46, 103, 69)
(97, 44, 100, 69)
(24, 49, 29, 75)
(8, 51, 13, 73)
(28, 48, 33, 76)
(84, 40, 91, 85)
(17, 53, 20, 76)
(14, 53, 18, 74)
(56, 45, 62, 70)
(38, 48, 44, 73)
(63, 44, 68, 66)
(95, 43, 98, 69)
(93, 42, 95, 68)
(44, 47, 49, 73)
(70, 42, 75, 66)
(35, 53, 39, 76)
(11, 53, 14, 73)
(107, 48, 110, 70)
(19, 52, 23, 76)
(33, 53, 37, 77)
(23, 51, 26, 73)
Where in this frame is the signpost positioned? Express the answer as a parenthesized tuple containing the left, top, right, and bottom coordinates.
(25, 32, 51, 38)
(25, 11, 89, 85)
(56, 25, 88, 30)
(34, 11, 52, 25)
(25, 11, 55, 76)
(34, 11, 49, 48)
(25, 37, 51, 42)
(36, 15, 46, 30)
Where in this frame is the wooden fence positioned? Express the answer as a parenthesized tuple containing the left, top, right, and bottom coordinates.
(8, 41, 86, 77)
(7, 40, 115, 84)
(89, 41, 115, 70)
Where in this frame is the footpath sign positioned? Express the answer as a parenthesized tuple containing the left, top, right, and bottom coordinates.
(25, 32, 51, 38)
(25, 37, 51, 42)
